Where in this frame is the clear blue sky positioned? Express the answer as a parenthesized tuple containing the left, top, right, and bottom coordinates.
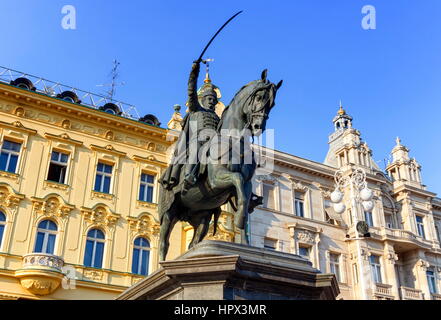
(1, 0, 440, 195)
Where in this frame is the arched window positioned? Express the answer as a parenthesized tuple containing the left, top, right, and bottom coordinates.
(34, 220, 57, 254)
(84, 229, 105, 268)
(0, 211, 5, 249)
(132, 237, 150, 275)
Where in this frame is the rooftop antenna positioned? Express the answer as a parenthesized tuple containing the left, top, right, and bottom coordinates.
(96, 59, 125, 101)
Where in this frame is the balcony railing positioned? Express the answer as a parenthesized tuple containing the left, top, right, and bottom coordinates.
(400, 286, 424, 300)
(15, 253, 66, 295)
(379, 228, 433, 248)
(22, 253, 64, 272)
(374, 283, 394, 299)
(431, 293, 441, 300)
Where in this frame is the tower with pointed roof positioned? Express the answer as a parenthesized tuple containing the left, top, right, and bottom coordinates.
(386, 137, 423, 186)
(324, 102, 380, 172)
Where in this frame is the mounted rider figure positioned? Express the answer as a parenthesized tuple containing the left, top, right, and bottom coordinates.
(160, 59, 220, 193)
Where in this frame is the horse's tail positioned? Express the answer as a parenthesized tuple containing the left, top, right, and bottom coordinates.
(158, 183, 176, 225)
(212, 207, 222, 236)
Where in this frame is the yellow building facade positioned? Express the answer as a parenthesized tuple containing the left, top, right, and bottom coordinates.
(0, 75, 189, 299)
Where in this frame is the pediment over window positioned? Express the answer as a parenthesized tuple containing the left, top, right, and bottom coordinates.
(288, 223, 322, 244)
(0, 183, 24, 209)
(81, 204, 120, 229)
(31, 194, 74, 220)
(127, 213, 160, 237)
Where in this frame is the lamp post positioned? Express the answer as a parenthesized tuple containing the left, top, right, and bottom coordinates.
(331, 168, 374, 300)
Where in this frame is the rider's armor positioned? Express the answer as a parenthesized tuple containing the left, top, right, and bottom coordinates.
(183, 62, 220, 190)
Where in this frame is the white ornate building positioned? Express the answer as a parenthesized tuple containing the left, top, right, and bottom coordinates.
(244, 105, 441, 300)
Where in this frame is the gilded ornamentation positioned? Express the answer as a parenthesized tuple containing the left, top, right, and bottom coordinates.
(19, 278, 60, 295)
(61, 119, 71, 129)
(136, 200, 158, 209)
(147, 142, 156, 151)
(14, 107, 25, 117)
(206, 223, 234, 242)
(0, 170, 19, 182)
(32, 196, 74, 219)
(43, 180, 69, 191)
(83, 269, 103, 281)
(12, 120, 23, 127)
(127, 214, 160, 237)
(81, 205, 120, 229)
(0, 185, 24, 209)
(91, 191, 114, 201)
(105, 130, 114, 141)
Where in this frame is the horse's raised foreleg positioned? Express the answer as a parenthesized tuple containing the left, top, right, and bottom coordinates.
(159, 210, 178, 261)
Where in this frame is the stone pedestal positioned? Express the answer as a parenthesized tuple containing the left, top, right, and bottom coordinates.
(117, 240, 339, 300)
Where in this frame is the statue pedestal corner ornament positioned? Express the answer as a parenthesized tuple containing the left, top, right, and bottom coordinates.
(116, 240, 339, 300)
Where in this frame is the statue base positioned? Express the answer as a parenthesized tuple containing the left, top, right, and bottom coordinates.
(117, 240, 339, 300)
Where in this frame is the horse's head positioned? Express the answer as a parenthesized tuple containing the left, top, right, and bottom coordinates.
(241, 69, 282, 136)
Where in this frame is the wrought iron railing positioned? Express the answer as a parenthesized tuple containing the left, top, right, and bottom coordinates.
(0, 65, 141, 120)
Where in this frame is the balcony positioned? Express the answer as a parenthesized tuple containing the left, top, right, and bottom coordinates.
(374, 283, 394, 300)
(377, 228, 433, 252)
(431, 293, 441, 300)
(400, 286, 424, 300)
(14, 253, 65, 296)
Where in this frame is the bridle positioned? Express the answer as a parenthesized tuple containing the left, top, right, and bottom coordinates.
(244, 83, 274, 136)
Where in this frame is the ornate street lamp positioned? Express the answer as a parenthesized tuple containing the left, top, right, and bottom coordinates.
(331, 168, 374, 226)
(331, 167, 374, 300)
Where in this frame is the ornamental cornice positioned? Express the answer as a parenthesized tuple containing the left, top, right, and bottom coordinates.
(0, 119, 37, 135)
(44, 132, 83, 146)
(90, 144, 126, 157)
(0, 83, 171, 144)
(132, 154, 168, 168)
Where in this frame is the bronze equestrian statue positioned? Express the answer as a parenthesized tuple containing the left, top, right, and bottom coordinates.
(158, 58, 282, 261)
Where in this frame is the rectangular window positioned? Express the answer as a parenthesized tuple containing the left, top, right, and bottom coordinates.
(139, 173, 155, 203)
(427, 268, 437, 294)
(264, 238, 277, 250)
(47, 151, 69, 184)
(369, 255, 383, 284)
(262, 183, 275, 210)
(330, 253, 341, 283)
(364, 211, 374, 227)
(294, 191, 305, 217)
(298, 246, 310, 260)
(0, 140, 21, 173)
(94, 162, 113, 194)
(416, 216, 426, 239)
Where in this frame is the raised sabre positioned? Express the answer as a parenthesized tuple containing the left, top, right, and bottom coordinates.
(197, 10, 243, 62)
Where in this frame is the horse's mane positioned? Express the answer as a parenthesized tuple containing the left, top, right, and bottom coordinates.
(217, 79, 276, 131)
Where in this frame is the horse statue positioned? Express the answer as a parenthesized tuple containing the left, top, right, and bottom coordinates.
(158, 69, 282, 261)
